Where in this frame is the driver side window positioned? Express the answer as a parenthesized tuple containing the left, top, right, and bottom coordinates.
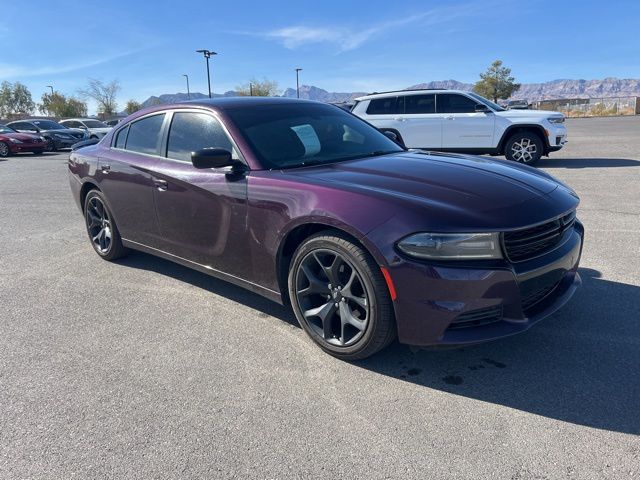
(166, 112, 238, 162)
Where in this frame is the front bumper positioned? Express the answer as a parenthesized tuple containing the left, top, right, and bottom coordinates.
(9, 141, 47, 153)
(52, 137, 78, 149)
(546, 124, 567, 151)
(388, 222, 584, 346)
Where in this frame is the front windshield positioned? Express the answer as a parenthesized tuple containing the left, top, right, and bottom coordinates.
(84, 120, 108, 128)
(467, 92, 506, 112)
(0, 125, 16, 134)
(33, 120, 66, 130)
(226, 103, 403, 169)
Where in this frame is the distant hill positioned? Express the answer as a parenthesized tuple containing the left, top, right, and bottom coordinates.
(141, 77, 640, 106)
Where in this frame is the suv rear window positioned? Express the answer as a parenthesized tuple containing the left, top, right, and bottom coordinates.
(437, 94, 477, 114)
(405, 94, 436, 114)
(366, 96, 404, 115)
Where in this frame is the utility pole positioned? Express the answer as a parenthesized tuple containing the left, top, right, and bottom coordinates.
(249, 83, 253, 96)
(295, 68, 302, 98)
(182, 74, 190, 99)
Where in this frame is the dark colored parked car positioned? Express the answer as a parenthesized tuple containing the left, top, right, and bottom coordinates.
(0, 124, 47, 156)
(68, 98, 583, 360)
(7, 119, 87, 151)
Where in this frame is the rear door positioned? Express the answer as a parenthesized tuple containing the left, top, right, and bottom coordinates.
(149, 109, 250, 278)
(361, 95, 405, 135)
(399, 93, 442, 149)
(96, 113, 165, 248)
(438, 93, 495, 148)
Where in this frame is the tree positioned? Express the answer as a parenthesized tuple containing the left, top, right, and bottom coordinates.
(473, 60, 520, 103)
(39, 92, 87, 117)
(124, 100, 142, 115)
(235, 78, 279, 97)
(78, 78, 120, 116)
(0, 81, 36, 118)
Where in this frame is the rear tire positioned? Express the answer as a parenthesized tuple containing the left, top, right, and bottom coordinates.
(504, 132, 543, 164)
(84, 190, 128, 261)
(288, 232, 396, 360)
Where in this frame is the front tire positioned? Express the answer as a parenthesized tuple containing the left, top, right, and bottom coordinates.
(45, 138, 57, 152)
(504, 132, 543, 164)
(0, 141, 10, 158)
(288, 232, 396, 360)
(84, 190, 128, 261)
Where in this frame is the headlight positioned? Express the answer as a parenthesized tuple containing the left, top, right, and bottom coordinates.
(397, 232, 503, 260)
(9, 138, 22, 144)
(547, 116, 565, 124)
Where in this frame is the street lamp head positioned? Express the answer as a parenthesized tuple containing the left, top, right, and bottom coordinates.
(295, 68, 303, 72)
(196, 49, 218, 58)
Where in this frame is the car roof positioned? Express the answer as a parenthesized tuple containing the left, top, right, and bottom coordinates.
(156, 97, 320, 110)
(354, 89, 466, 101)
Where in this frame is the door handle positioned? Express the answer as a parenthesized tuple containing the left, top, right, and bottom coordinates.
(394, 117, 407, 122)
(154, 179, 168, 191)
(445, 116, 454, 120)
(100, 164, 111, 173)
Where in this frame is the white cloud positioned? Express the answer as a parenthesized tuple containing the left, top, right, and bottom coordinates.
(264, 2, 495, 52)
(0, 49, 147, 79)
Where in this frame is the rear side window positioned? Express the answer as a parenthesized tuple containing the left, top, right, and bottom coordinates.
(166, 112, 235, 162)
(114, 125, 128, 149)
(366, 96, 404, 115)
(125, 114, 165, 155)
(437, 94, 477, 113)
(405, 94, 436, 114)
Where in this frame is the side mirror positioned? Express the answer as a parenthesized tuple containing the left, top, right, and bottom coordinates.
(382, 130, 398, 142)
(475, 104, 490, 113)
(191, 148, 235, 169)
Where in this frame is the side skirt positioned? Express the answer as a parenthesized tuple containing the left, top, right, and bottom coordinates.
(121, 239, 284, 304)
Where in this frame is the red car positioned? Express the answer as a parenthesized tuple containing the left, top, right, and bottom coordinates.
(0, 124, 47, 157)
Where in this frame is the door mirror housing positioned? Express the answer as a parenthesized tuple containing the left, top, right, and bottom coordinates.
(475, 103, 491, 113)
(382, 130, 399, 142)
(191, 148, 235, 169)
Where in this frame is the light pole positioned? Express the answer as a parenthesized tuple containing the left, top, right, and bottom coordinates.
(46, 85, 54, 95)
(249, 83, 253, 96)
(196, 49, 217, 98)
(182, 74, 190, 99)
(295, 68, 302, 98)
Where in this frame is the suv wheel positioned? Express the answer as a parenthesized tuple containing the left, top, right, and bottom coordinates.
(288, 232, 396, 360)
(505, 132, 543, 164)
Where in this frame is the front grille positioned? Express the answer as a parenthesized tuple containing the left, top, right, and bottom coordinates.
(522, 280, 561, 313)
(503, 211, 576, 262)
(448, 305, 503, 330)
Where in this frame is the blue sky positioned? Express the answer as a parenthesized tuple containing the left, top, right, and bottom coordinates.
(2, 0, 639, 114)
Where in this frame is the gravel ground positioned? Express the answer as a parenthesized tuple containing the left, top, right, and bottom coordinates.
(1, 115, 639, 479)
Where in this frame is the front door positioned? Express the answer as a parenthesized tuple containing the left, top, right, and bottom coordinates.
(150, 110, 250, 278)
(399, 93, 442, 149)
(438, 93, 495, 149)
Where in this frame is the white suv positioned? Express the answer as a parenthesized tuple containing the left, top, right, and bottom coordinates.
(59, 118, 112, 140)
(351, 89, 567, 164)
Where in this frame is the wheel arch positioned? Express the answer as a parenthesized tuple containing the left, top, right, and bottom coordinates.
(497, 124, 549, 154)
(275, 221, 386, 305)
(79, 180, 101, 212)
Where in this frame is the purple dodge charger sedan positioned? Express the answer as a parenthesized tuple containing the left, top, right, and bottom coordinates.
(68, 98, 583, 360)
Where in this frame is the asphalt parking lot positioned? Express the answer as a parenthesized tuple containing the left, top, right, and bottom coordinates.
(1, 115, 639, 479)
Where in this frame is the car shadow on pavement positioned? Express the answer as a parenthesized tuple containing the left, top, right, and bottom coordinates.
(118, 253, 639, 434)
(538, 157, 640, 168)
(116, 252, 298, 327)
(357, 267, 640, 435)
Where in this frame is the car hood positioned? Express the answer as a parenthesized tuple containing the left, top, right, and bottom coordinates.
(495, 108, 562, 119)
(283, 151, 577, 231)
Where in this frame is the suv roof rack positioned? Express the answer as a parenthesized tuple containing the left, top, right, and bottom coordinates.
(366, 88, 448, 96)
